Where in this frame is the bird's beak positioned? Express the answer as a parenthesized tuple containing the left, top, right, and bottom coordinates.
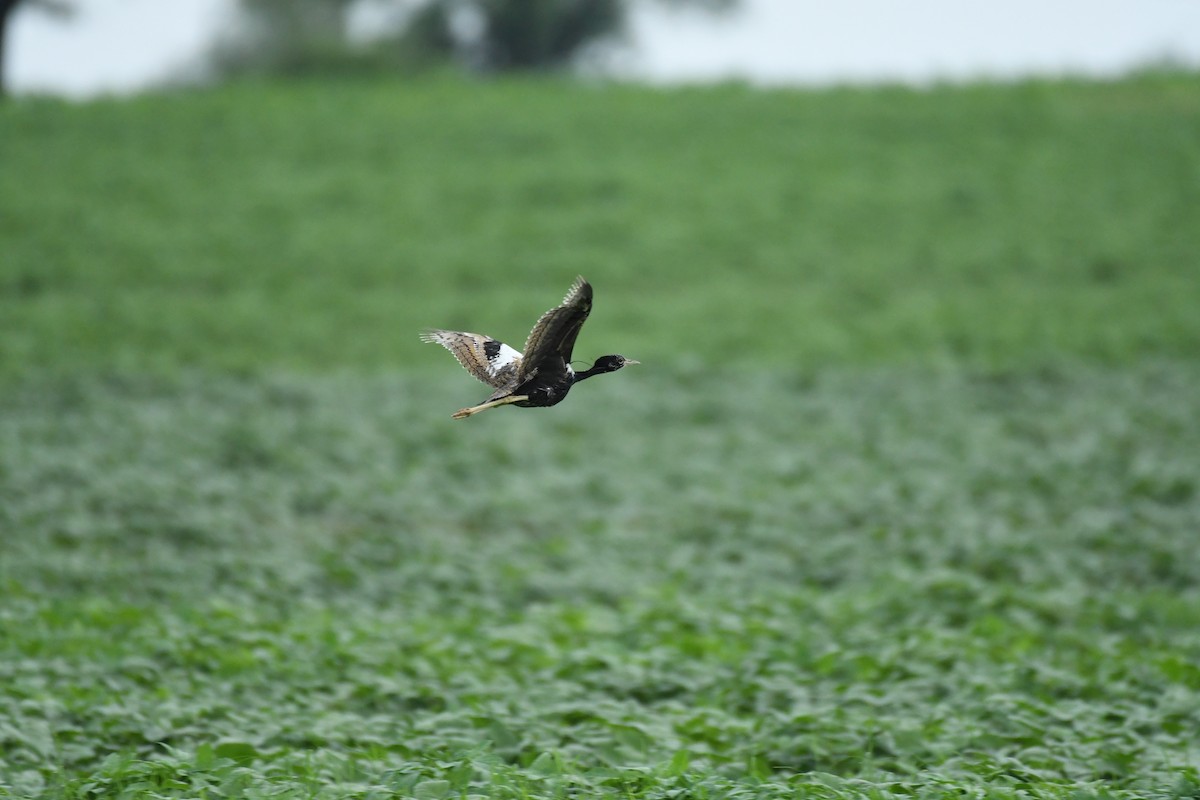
(624, 359, 640, 365)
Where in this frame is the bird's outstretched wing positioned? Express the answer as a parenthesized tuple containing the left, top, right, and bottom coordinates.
(420, 330, 523, 389)
(519, 276, 593, 378)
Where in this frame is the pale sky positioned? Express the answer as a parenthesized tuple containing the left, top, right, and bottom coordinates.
(10, 0, 1200, 97)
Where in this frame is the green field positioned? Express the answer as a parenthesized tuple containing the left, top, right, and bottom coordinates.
(2, 74, 1200, 798)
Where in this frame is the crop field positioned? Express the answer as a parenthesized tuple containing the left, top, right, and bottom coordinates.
(2, 74, 1200, 798)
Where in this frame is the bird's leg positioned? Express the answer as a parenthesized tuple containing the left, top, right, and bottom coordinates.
(451, 395, 529, 420)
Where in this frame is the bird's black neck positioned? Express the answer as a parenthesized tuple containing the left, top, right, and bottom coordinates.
(573, 363, 606, 382)
(572, 355, 627, 383)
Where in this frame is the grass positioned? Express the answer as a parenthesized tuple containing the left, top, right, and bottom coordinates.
(2, 73, 1200, 798)
(4, 364, 1199, 798)
(2, 74, 1199, 375)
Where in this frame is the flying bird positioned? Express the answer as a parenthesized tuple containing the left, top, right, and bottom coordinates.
(422, 276, 638, 419)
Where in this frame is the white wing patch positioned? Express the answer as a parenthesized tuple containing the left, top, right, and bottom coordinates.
(491, 343, 522, 371)
(421, 329, 525, 389)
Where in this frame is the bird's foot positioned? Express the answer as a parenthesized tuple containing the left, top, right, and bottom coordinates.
(450, 395, 529, 420)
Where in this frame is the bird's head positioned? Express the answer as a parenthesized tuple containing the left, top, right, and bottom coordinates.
(593, 354, 640, 373)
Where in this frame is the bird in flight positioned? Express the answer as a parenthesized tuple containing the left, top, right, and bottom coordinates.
(422, 276, 638, 419)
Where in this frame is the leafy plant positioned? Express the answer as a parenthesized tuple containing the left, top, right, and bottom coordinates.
(1, 72, 1199, 799)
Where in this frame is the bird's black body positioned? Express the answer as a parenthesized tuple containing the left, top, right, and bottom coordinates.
(509, 365, 575, 408)
(510, 354, 632, 409)
(421, 277, 637, 419)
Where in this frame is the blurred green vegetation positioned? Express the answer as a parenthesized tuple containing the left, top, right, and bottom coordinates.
(2, 74, 1199, 798)
(3, 363, 1199, 797)
(2, 73, 1198, 380)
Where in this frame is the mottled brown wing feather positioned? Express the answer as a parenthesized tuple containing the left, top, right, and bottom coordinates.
(519, 277, 593, 378)
(420, 330, 523, 390)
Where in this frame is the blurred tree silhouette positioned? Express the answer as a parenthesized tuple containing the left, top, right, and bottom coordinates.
(407, 0, 628, 70)
(210, 0, 372, 78)
(211, 0, 736, 78)
(0, 0, 73, 97)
